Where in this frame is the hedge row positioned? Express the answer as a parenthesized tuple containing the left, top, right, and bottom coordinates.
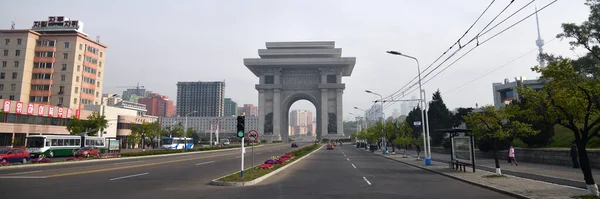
(120, 144, 254, 157)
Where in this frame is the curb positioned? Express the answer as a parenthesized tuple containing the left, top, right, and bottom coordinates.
(0, 144, 267, 170)
(368, 151, 531, 199)
(210, 144, 323, 186)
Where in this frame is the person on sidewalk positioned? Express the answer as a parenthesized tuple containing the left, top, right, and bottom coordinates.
(509, 145, 518, 166)
(570, 141, 580, 168)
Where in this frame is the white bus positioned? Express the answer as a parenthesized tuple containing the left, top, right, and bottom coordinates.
(161, 137, 194, 150)
(25, 135, 109, 158)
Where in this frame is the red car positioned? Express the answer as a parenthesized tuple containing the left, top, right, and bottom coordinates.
(326, 143, 334, 150)
(75, 147, 101, 158)
(0, 148, 31, 164)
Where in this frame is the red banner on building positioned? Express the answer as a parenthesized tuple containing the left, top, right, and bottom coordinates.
(48, 106, 54, 117)
(15, 102, 23, 114)
(57, 107, 64, 118)
(66, 108, 72, 118)
(3, 101, 10, 112)
(75, 109, 81, 119)
(38, 105, 45, 116)
(27, 103, 34, 115)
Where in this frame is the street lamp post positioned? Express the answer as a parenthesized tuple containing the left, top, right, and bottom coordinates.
(184, 110, 198, 151)
(387, 50, 430, 165)
(365, 90, 386, 155)
(422, 89, 431, 163)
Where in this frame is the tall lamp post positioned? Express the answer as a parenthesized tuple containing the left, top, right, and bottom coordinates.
(184, 110, 197, 151)
(387, 50, 430, 165)
(365, 90, 386, 155)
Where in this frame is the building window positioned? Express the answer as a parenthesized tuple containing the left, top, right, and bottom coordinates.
(63, 53, 68, 59)
(0, 84, 3, 91)
(15, 50, 20, 56)
(64, 42, 69, 48)
(2, 61, 6, 67)
(9, 95, 14, 100)
(265, 75, 274, 84)
(99, 62, 102, 68)
(327, 75, 336, 83)
(10, 84, 15, 91)
(14, 61, 18, 68)
(36, 40, 55, 46)
(59, 86, 64, 93)
(17, 39, 22, 45)
(12, 72, 17, 79)
(58, 97, 64, 104)
(62, 64, 67, 71)
(77, 65, 81, 71)
(61, 75, 66, 81)
(97, 81, 100, 87)
(96, 92, 99, 97)
(35, 52, 54, 58)
(78, 54, 81, 61)
(74, 98, 77, 104)
(3, 50, 7, 56)
(74, 87, 78, 94)
(79, 44, 83, 50)
(32, 73, 51, 79)
(4, 39, 9, 45)
(100, 52, 103, 58)
(98, 72, 101, 78)
(0, 73, 4, 79)
(75, 76, 79, 82)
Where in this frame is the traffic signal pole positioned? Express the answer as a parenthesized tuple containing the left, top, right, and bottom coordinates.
(237, 115, 246, 177)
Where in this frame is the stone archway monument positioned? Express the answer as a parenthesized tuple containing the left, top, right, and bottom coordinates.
(244, 41, 356, 142)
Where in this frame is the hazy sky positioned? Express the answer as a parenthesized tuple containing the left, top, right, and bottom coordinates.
(1, 0, 589, 120)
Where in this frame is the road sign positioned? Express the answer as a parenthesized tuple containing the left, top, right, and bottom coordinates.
(247, 130, 259, 142)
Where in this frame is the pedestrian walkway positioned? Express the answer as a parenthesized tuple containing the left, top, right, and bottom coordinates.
(361, 148, 589, 199)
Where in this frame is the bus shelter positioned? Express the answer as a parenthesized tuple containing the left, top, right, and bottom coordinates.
(434, 128, 476, 172)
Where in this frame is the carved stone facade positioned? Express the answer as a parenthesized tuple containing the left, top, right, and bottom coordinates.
(245, 41, 356, 142)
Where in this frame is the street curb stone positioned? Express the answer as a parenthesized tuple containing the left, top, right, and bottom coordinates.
(372, 151, 531, 199)
(210, 144, 323, 186)
(0, 145, 267, 170)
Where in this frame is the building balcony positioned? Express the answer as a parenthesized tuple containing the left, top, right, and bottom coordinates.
(31, 79, 52, 85)
(81, 82, 96, 90)
(32, 68, 54, 74)
(83, 61, 97, 69)
(80, 93, 95, 100)
(33, 57, 55, 63)
(85, 51, 99, 59)
(35, 46, 56, 52)
(82, 71, 96, 79)
(29, 90, 52, 96)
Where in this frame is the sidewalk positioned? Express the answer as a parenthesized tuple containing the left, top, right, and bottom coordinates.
(364, 149, 589, 199)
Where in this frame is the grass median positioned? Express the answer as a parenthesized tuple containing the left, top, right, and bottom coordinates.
(218, 143, 321, 182)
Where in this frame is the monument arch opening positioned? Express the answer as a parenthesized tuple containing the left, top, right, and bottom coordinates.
(286, 99, 318, 142)
(244, 41, 356, 142)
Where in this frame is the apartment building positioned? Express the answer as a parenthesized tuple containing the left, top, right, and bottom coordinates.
(0, 16, 106, 110)
(176, 81, 225, 117)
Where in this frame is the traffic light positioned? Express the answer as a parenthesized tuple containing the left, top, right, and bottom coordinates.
(236, 116, 245, 138)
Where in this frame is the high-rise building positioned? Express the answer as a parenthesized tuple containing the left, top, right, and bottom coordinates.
(176, 81, 225, 117)
(138, 93, 175, 117)
(101, 93, 122, 106)
(238, 104, 258, 116)
(0, 16, 106, 109)
(289, 109, 313, 136)
(224, 98, 237, 117)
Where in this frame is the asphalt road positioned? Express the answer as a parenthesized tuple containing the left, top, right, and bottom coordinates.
(0, 143, 295, 199)
(199, 144, 515, 199)
(0, 143, 515, 199)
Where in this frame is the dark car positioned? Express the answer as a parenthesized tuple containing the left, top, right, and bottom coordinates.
(0, 148, 31, 164)
(291, 143, 298, 148)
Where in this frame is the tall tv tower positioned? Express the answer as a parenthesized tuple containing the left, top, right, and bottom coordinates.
(535, 6, 546, 67)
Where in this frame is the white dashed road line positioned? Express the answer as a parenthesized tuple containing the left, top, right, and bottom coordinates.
(112, 160, 144, 165)
(352, 164, 356, 169)
(109, 172, 149, 181)
(363, 177, 372, 185)
(346, 158, 350, 161)
(195, 161, 215, 166)
(8, 170, 42, 175)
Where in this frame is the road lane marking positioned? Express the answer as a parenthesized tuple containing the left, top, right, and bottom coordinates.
(109, 172, 149, 181)
(344, 154, 346, 157)
(112, 160, 144, 165)
(352, 164, 356, 169)
(235, 156, 241, 158)
(8, 170, 42, 175)
(363, 177, 372, 185)
(195, 161, 215, 166)
(0, 176, 46, 179)
(346, 158, 350, 161)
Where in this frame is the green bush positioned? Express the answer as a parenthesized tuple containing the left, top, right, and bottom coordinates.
(120, 145, 247, 157)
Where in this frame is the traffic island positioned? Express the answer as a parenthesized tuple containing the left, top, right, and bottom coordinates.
(211, 144, 322, 186)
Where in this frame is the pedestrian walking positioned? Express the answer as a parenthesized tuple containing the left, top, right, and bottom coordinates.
(508, 145, 518, 166)
(571, 141, 580, 168)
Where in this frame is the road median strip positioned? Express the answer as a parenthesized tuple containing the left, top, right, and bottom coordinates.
(210, 144, 322, 186)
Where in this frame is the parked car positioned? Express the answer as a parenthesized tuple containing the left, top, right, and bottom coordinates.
(0, 148, 31, 164)
(75, 147, 101, 158)
(291, 143, 298, 148)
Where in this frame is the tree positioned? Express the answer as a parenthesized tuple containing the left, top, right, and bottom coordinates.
(427, 90, 454, 146)
(452, 107, 474, 128)
(85, 111, 108, 136)
(406, 106, 426, 139)
(517, 60, 600, 195)
(130, 121, 161, 149)
(509, 99, 555, 147)
(464, 105, 538, 175)
(66, 117, 87, 135)
(393, 121, 414, 156)
(162, 123, 184, 137)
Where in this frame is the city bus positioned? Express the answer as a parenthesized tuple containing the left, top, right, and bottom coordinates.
(161, 137, 194, 150)
(25, 135, 109, 158)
